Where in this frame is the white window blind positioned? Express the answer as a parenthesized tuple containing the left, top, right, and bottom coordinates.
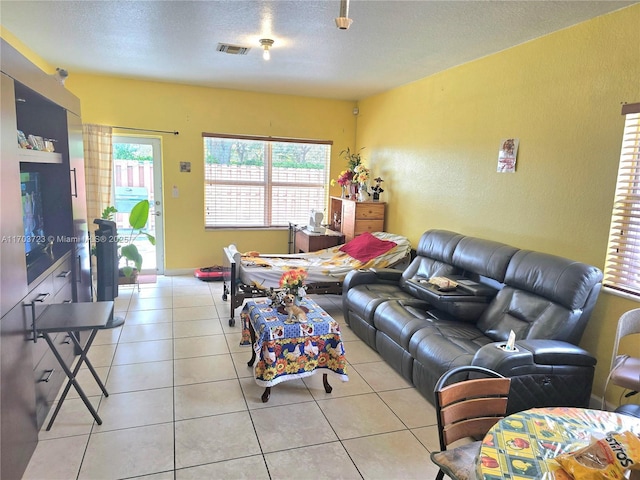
(203, 133, 331, 228)
(604, 103, 640, 296)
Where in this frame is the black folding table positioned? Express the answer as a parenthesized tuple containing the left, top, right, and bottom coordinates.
(30, 301, 119, 430)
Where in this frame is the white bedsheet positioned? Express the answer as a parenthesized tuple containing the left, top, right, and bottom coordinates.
(230, 232, 411, 289)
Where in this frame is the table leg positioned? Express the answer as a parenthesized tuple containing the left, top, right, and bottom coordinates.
(323, 373, 333, 393)
(247, 320, 257, 367)
(262, 387, 271, 403)
(42, 332, 102, 429)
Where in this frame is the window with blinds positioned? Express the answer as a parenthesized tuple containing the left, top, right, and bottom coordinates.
(203, 134, 331, 228)
(604, 103, 640, 296)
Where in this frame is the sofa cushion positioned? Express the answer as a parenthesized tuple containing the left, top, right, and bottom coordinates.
(451, 236, 519, 282)
(504, 250, 603, 310)
(339, 231, 397, 263)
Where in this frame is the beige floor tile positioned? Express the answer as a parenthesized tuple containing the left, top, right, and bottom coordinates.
(22, 434, 89, 480)
(66, 366, 110, 399)
(174, 334, 229, 359)
(343, 430, 440, 479)
(174, 379, 247, 420)
(106, 360, 174, 393)
(172, 294, 214, 308)
(352, 360, 413, 391)
(303, 363, 373, 399)
(79, 423, 174, 479)
(173, 318, 224, 338)
(172, 304, 219, 321)
(174, 411, 261, 469)
(317, 392, 405, 439)
(135, 287, 173, 299)
(85, 343, 117, 368)
(342, 339, 384, 364)
(113, 339, 174, 365)
(173, 285, 213, 297)
(125, 308, 173, 324)
(339, 324, 361, 342)
(94, 387, 174, 432)
(129, 472, 175, 480)
(411, 424, 442, 452)
(239, 377, 315, 409)
(119, 322, 174, 343)
(265, 442, 362, 479)
(176, 455, 270, 480)
(231, 351, 255, 378)
(38, 397, 97, 440)
(129, 296, 173, 311)
(226, 331, 249, 353)
(378, 387, 438, 429)
(251, 401, 338, 453)
(174, 354, 236, 385)
(93, 324, 123, 345)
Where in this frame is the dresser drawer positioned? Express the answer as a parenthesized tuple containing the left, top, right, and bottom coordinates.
(354, 220, 385, 236)
(52, 256, 73, 295)
(355, 203, 385, 220)
(54, 282, 73, 304)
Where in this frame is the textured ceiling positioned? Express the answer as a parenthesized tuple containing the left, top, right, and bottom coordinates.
(0, 0, 636, 101)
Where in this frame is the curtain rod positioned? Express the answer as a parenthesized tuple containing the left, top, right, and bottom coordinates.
(111, 126, 179, 135)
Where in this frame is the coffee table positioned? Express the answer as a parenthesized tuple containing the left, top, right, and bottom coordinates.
(240, 297, 348, 402)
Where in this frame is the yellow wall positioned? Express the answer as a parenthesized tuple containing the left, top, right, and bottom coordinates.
(355, 5, 640, 402)
(63, 77, 356, 270)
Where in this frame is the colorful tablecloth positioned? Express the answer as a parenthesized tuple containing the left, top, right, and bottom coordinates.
(478, 407, 640, 479)
(240, 297, 349, 387)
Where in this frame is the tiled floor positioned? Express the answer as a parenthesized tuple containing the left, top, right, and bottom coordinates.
(22, 275, 442, 480)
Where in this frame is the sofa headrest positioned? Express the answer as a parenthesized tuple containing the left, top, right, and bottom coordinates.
(416, 230, 464, 263)
(504, 250, 603, 310)
(452, 236, 519, 282)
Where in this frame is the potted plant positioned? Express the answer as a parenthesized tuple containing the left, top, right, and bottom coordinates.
(99, 200, 155, 281)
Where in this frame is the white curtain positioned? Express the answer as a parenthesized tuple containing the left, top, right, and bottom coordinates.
(82, 124, 113, 224)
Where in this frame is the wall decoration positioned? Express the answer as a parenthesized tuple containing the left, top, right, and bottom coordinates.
(497, 138, 519, 173)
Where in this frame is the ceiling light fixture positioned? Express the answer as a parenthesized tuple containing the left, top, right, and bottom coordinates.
(259, 38, 274, 60)
(335, 0, 353, 30)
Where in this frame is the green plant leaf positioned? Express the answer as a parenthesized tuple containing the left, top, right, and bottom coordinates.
(140, 232, 156, 246)
(128, 200, 150, 229)
(121, 244, 143, 271)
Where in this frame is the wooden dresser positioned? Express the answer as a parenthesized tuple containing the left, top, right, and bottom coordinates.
(329, 197, 386, 242)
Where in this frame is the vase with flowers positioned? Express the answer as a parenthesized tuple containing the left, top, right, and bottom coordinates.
(353, 164, 371, 202)
(331, 147, 364, 199)
(371, 177, 385, 201)
(279, 268, 308, 304)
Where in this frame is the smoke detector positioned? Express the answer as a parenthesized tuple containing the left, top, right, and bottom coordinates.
(216, 43, 251, 55)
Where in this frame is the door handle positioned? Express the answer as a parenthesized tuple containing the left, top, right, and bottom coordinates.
(154, 211, 162, 216)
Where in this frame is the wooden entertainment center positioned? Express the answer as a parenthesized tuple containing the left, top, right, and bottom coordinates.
(1, 39, 91, 479)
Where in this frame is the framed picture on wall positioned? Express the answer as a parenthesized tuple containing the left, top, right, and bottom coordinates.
(497, 138, 518, 173)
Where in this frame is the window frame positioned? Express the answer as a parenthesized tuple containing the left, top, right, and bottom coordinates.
(603, 102, 640, 299)
(202, 132, 332, 229)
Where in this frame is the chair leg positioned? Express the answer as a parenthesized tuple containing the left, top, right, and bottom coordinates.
(436, 470, 444, 480)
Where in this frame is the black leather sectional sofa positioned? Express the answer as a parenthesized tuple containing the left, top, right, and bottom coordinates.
(342, 229, 604, 413)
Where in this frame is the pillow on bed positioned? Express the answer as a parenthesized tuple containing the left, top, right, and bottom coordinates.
(339, 232, 397, 263)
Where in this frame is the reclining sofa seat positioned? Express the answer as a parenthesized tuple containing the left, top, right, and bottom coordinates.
(342, 230, 604, 414)
(342, 229, 464, 348)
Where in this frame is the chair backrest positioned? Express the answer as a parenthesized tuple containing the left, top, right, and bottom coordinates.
(611, 308, 640, 370)
(434, 366, 511, 451)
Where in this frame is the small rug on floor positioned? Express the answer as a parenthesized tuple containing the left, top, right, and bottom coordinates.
(137, 274, 157, 284)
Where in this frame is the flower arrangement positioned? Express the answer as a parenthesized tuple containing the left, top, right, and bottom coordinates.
(279, 268, 308, 297)
(331, 169, 354, 187)
(353, 164, 370, 184)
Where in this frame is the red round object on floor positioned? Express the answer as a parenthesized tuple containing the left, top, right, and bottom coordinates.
(194, 266, 225, 281)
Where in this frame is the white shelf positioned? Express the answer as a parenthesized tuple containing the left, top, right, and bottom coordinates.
(18, 149, 62, 164)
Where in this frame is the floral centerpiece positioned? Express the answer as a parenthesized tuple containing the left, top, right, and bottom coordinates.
(371, 177, 384, 201)
(331, 147, 364, 199)
(353, 164, 371, 201)
(279, 267, 308, 301)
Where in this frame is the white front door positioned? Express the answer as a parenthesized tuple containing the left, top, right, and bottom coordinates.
(112, 136, 164, 275)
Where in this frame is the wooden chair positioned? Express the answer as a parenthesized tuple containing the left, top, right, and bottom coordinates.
(430, 366, 511, 480)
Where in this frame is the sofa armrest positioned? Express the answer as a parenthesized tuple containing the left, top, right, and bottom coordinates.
(471, 339, 596, 376)
(342, 268, 403, 291)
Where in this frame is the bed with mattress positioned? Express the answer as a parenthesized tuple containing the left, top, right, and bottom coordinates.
(222, 231, 411, 326)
